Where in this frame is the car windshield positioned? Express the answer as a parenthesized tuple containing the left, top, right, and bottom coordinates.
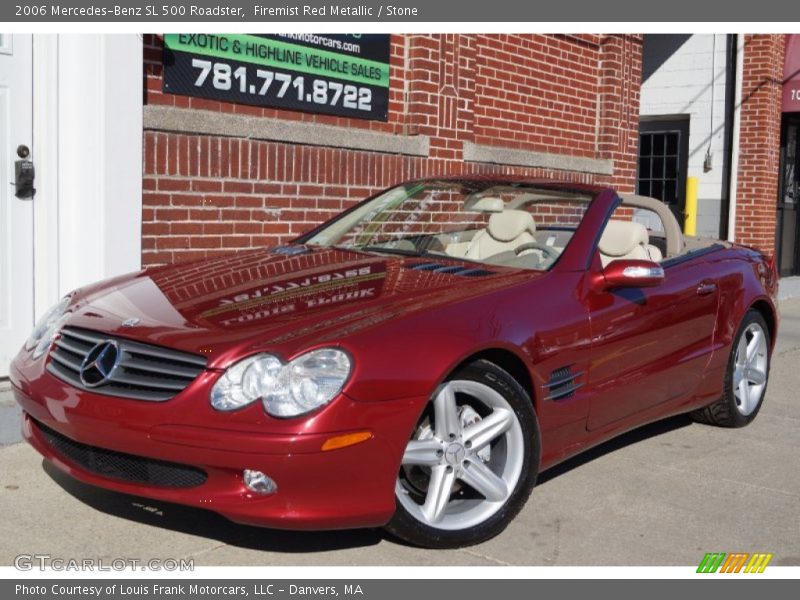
(304, 180, 594, 271)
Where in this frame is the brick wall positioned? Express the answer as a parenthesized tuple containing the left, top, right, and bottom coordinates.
(142, 34, 642, 266)
(735, 34, 785, 255)
(596, 34, 642, 194)
(473, 35, 602, 156)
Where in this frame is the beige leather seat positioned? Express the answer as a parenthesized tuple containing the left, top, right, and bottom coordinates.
(469, 196, 505, 213)
(445, 197, 507, 257)
(598, 220, 662, 266)
(465, 210, 536, 260)
(646, 241, 663, 262)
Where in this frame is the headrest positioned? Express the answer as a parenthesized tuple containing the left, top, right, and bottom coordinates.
(470, 197, 505, 213)
(598, 220, 649, 257)
(487, 210, 536, 242)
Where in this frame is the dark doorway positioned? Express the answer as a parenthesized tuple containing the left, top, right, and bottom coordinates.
(637, 118, 691, 223)
(777, 116, 800, 277)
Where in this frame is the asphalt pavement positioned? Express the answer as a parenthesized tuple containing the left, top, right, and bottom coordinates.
(1, 296, 799, 566)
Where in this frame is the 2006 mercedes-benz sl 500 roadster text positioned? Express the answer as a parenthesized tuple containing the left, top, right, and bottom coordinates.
(11, 178, 778, 548)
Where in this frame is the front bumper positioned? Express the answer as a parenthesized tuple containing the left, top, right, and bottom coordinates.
(11, 353, 426, 530)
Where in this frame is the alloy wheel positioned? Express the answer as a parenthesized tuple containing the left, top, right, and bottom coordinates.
(732, 322, 769, 416)
(396, 379, 524, 530)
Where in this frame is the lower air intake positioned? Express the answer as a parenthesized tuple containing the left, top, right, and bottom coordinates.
(35, 419, 207, 489)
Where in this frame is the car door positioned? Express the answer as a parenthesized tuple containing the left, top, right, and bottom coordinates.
(585, 256, 720, 430)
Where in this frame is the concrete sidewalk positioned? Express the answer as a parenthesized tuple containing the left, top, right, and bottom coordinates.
(1, 298, 799, 566)
(0, 390, 21, 446)
(778, 275, 800, 300)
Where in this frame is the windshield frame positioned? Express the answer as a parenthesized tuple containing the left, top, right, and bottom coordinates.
(293, 178, 602, 271)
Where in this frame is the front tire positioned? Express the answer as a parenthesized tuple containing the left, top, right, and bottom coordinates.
(385, 359, 539, 548)
(691, 309, 771, 428)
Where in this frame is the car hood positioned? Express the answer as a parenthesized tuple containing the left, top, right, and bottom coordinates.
(63, 247, 535, 369)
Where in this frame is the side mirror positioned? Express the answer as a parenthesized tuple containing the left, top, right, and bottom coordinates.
(596, 259, 664, 291)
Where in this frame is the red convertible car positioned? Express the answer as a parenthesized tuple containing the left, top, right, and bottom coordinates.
(10, 178, 778, 548)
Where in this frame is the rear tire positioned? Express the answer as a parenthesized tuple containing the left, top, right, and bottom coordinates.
(385, 359, 539, 548)
(691, 309, 771, 428)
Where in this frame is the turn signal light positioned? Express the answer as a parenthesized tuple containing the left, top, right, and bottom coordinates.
(321, 431, 373, 451)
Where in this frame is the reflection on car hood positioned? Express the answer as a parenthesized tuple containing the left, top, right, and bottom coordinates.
(63, 247, 534, 368)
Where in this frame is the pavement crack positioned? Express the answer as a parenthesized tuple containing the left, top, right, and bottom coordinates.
(774, 346, 800, 357)
(181, 542, 229, 562)
(458, 548, 514, 566)
(760, 412, 800, 423)
(618, 456, 800, 499)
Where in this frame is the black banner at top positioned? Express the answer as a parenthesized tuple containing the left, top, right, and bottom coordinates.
(4, 0, 799, 21)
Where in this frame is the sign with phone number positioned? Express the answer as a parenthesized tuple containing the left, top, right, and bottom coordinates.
(163, 33, 390, 121)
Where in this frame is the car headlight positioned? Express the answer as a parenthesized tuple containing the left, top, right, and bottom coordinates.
(25, 296, 72, 359)
(210, 348, 352, 418)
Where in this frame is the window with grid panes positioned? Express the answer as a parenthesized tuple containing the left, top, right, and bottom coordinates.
(637, 130, 681, 207)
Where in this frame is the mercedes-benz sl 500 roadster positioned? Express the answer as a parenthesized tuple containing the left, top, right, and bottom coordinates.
(10, 178, 778, 547)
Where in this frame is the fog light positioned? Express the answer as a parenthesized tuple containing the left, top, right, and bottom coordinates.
(243, 470, 277, 495)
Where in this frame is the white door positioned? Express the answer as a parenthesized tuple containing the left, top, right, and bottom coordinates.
(0, 35, 34, 377)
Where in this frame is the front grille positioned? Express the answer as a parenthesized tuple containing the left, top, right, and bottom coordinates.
(46, 327, 207, 401)
(35, 419, 207, 488)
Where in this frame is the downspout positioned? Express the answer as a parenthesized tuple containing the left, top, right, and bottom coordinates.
(727, 34, 745, 242)
(718, 34, 736, 240)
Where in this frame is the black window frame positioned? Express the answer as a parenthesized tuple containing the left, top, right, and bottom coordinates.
(637, 118, 690, 222)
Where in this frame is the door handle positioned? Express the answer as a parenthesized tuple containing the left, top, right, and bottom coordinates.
(696, 281, 717, 296)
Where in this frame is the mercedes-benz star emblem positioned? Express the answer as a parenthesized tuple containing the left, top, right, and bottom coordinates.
(79, 341, 121, 388)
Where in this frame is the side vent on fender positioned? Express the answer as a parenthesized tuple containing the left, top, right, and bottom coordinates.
(544, 365, 585, 401)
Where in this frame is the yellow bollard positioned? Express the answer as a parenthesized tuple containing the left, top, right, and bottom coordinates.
(684, 176, 698, 236)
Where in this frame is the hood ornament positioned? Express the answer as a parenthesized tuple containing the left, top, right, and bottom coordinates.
(121, 317, 141, 327)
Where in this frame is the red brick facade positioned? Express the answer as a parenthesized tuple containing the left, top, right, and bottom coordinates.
(472, 35, 599, 156)
(734, 34, 785, 253)
(142, 34, 642, 266)
(596, 35, 642, 194)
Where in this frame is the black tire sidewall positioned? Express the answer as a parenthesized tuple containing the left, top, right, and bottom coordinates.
(385, 359, 540, 548)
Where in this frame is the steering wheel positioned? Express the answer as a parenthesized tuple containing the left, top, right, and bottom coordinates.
(514, 242, 560, 260)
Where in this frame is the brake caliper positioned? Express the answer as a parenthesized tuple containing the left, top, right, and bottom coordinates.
(459, 405, 491, 463)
